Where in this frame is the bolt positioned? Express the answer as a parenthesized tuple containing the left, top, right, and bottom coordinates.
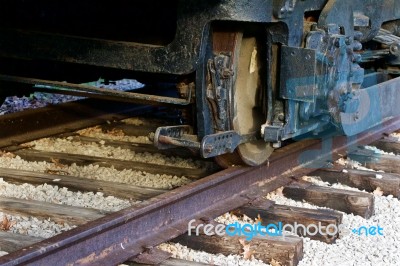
(143, 246, 153, 253)
(278, 113, 285, 121)
(204, 144, 213, 153)
(240, 193, 258, 201)
(222, 69, 233, 77)
(353, 41, 363, 51)
(354, 31, 363, 41)
(345, 37, 353, 45)
(353, 112, 359, 121)
(334, 39, 341, 48)
(200, 217, 212, 223)
(273, 141, 282, 148)
(390, 42, 400, 56)
(353, 54, 362, 63)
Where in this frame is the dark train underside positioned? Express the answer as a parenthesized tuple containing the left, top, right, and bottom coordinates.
(0, 0, 180, 86)
(1, 0, 400, 166)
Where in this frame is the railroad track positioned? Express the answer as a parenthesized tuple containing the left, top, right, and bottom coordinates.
(0, 100, 400, 265)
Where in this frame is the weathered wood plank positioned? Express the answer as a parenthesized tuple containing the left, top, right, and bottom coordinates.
(370, 137, 400, 155)
(283, 181, 374, 218)
(0, 231, 42, 253)
(349, 149, 400, 174)
(100, 121, 161, 137)
(0, 167, 166, 200)
(99, 117, 172, 137)
(10, 149, 210, 179)
(173, 223, 303, 266)
(237, 201, 343, 243)
(0, 197, 108, 225)
(311, 165, 400, 197)
(130, 248, 171, 265)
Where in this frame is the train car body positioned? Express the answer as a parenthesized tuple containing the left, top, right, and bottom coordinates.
(1, 0, 400, 166)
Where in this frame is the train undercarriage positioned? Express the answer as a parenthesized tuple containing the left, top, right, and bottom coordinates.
(1, 0, 400, 166)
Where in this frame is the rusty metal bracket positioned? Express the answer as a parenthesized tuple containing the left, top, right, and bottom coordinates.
(200, 131, 258, 158)
(154, 125, 200, 150)
(280, 46, 317, 102)
(206, 54, 233, 131)
(155, 126, 259, 158)
(340, 75, 400, 135)
(273, 0, 297, 19)
(263, 125, 284, 143)
(201, 131, 241, 158)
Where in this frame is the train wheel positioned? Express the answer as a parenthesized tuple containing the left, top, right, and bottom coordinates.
(215, 32, 273, 167)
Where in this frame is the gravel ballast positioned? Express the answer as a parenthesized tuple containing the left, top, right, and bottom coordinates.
(182, 153, 399, 266)
(0, 174, 132, 243)
(0, 178, 131, 212)
(0, 154, 191, 189)
(158, 243, 269, 266)
(2, 88, 400, 266)
(1, 212, 74, 239)
(27, 137, 203, 169)
(206, 187, 400, 266)
(0, 79, 144, 115)
(2, 152, 398, 265)
(77, 126, 152, 144)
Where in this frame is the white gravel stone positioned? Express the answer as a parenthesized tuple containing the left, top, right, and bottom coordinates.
(298, 195, 400, 266)
(0, 178, 131, 212)
(389, 133, 400, 141)
(28, 137, 203, 169)
(0, 212, 74, 239)
(120, 117, 146, 126)
(336, 158, 384, 172)
(0, 154, 191, 189)
(77, 126, 152, 144)
(212, 190, 400, 265)
(301, 176, 364, 192)
(215, 212, 256, 226)
(158, 243, 269, 266)
(0, 93, 84, 115)
(364, 146, 395, 156)
(265, 187, 320, 210)
(0, 79, 143, 115)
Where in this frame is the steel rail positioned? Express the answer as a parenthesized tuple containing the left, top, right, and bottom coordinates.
(1, 117, 400, 265)
(0, 98, 150, 148)
(0, 74, 192, 106)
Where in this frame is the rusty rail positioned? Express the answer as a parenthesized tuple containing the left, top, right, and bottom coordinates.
(0, 75, 192, 106)
(0, 98, 150, 148)
(1, 115, 399, 265)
